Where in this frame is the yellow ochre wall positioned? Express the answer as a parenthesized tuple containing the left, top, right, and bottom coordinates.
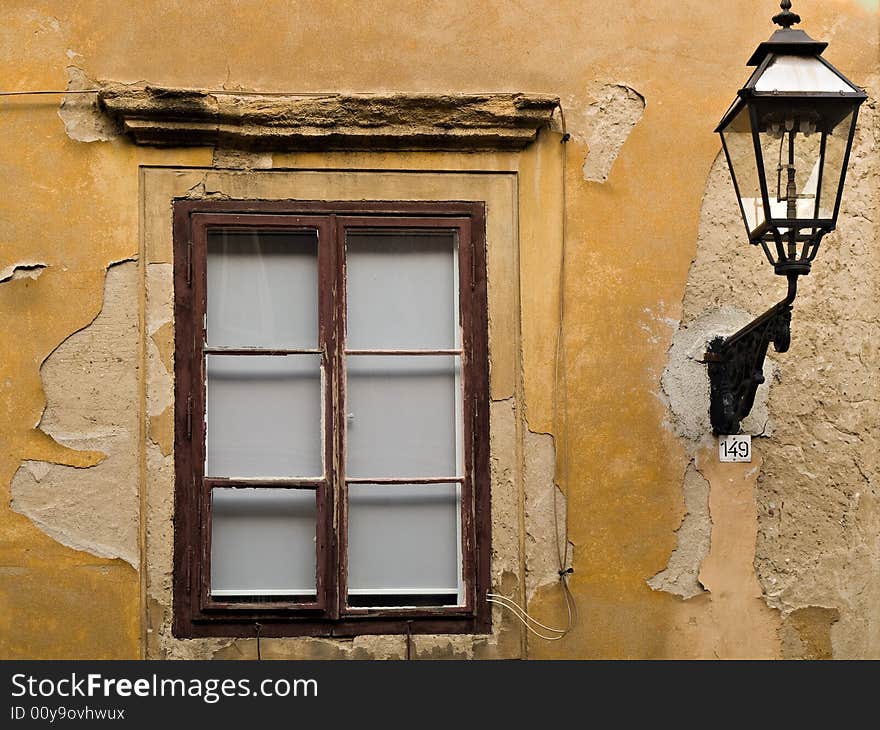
(1, 0, 877, 659)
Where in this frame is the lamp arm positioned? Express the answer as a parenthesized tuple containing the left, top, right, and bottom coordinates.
(704, 273, 799, 435)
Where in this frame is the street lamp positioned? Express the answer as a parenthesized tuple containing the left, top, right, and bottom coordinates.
(706, 0, 867, 435)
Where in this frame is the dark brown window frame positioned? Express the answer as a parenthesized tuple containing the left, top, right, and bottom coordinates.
(172, 200, 491, 639)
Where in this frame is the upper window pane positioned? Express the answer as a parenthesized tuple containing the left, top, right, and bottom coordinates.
(207, 229, 318, 348)
(345, 231, 459, 350)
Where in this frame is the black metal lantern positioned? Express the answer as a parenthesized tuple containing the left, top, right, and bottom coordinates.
(706, 1, 867, 435)
(716, 1, 866, 275)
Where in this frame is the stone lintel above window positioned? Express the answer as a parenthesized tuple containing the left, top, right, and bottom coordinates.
(97, 84, 560, 151)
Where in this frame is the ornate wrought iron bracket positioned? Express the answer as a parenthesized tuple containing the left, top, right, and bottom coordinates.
(704, 274, 798, 435)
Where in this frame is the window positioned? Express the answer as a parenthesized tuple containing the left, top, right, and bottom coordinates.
(172, 201, 490, 638)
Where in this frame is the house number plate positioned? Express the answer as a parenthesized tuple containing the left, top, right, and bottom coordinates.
(719, 434, 751, 463)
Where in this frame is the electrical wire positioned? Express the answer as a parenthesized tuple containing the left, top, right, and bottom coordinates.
(0, 89, 101, 95)
(553, 105, 572, 578)
(0, 88, 340, 97)
(487, 583, 576, 641)
(486, 602, 565, 641)
(0, 87, 535, 98)
(487, 593, 567, 634)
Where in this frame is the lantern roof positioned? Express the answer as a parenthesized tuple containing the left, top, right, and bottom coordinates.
(715, 9, 867, 135)
(747, 28, 827, 67)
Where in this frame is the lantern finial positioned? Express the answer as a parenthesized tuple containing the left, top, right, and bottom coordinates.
(773, 1, 801, 29)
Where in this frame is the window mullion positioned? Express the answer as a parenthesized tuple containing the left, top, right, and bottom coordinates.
(330, 213, 346, 620)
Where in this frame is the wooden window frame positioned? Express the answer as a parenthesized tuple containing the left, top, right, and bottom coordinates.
(172, 200, 491, 638)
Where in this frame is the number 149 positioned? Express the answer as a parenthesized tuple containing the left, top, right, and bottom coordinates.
(719, 435, 751, 462)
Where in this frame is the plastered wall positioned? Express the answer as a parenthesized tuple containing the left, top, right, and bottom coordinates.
(1, 0, 877, 659)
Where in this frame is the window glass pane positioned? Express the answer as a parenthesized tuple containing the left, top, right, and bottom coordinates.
(346, 231, 458, 350)
(206, 354, 322, 478)
(210, 488, 316, 597)
(347, 483, 460, 603)
(346, 355, 461, 478)
(207, 230, 318, 348)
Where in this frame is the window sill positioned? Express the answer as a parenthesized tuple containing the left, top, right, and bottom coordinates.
(176, 615, 491, 640)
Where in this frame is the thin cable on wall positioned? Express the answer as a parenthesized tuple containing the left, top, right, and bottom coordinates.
(0, 87, 536, 98)
(0, 89, 101, 95)
(487, 105, 578, 642)
(0, 88, 340, 97)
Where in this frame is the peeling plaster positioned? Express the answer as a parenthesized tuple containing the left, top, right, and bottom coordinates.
(780, 606, 840, 660)
(0, 263, 47, 283)
(148, 406, 173, 457)
(11, 262, 140, 566)
(212, 148, 273, 170)
(523, 429, 569, 600)
(58, 67, 119, 143)
(648, 463, 710, 599)
(687, 441, 782, 657)
(580, 83, 645, 183)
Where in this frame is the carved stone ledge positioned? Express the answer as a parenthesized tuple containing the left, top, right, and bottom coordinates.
(97, 84, 560, 151)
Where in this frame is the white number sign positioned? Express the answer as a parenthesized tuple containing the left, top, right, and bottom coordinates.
(719, 434, 751, 462)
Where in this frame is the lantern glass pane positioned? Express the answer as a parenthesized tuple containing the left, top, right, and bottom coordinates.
(758, 120, 823, 224)
(817, 109, 856, 221)
(721, 105, 765, 236)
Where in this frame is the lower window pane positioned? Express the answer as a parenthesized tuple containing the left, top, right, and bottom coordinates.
(210, 488, 317, 599)
(347, 483, 460, 606)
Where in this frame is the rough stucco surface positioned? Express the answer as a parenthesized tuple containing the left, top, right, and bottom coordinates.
(1, 0, 877, 660)
(759, 90, 880, 659)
